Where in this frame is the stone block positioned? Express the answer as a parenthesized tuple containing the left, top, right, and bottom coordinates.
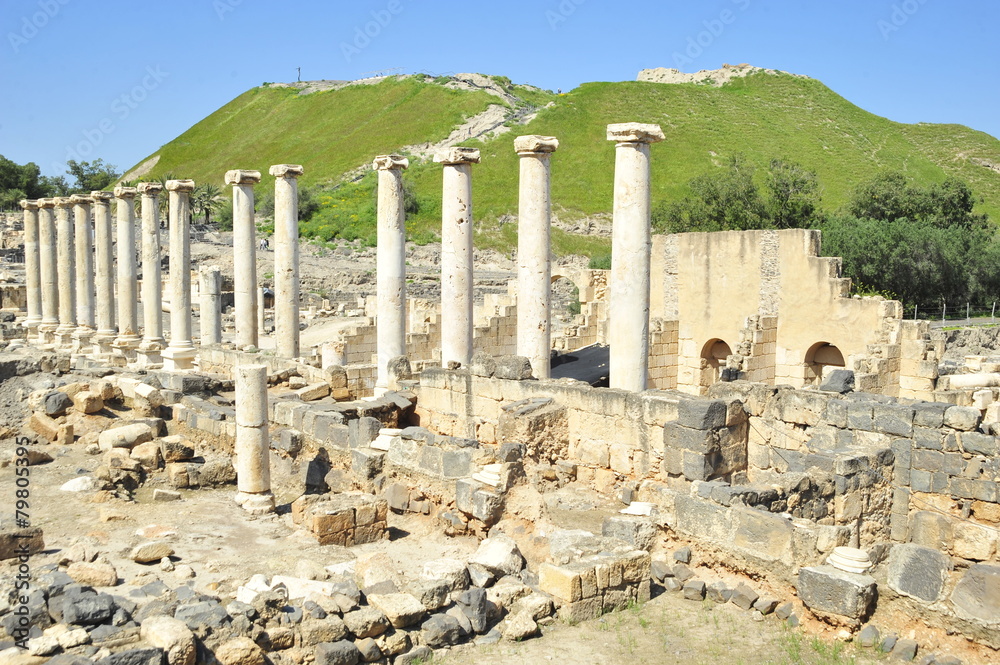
(351, 448, 385, 480)
(873, 404, 914, 437)
(797, 565, 876, 621)
(539, 563, 582, 602)
(944, 406, 980, 431)
(676, 399, 727, 429)
(602, 515, 656, 551)
(950, 564, 1000, 623)
(886, 544, 950, 603)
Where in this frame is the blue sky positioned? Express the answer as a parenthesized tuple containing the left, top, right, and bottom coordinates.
(1, 0, 996, 178)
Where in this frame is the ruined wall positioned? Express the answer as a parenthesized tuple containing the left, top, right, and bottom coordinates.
(650, 229, 897, 395)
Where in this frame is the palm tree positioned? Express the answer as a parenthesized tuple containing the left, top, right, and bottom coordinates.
(192, 183, 223, 225)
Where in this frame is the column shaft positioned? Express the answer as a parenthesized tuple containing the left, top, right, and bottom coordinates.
(54, 198, 76, 346)
(227, 170, 261, 349)
(373, 156, 409, 388)
(137, 183, 164, 366)
(91, 192, 116, 354)
(270, 164, 304, 359)
(72, 196, 95, 333)
(234, 364, 274, 514)
(435, 148, 480, 367)
(113, 187, 141, 354)
(607, 123, 664, 392)
(199, 266, 222, 345)
(515, 136, 559, 379)
(20, 200, 42, 336)
(37, 199, 58, 344)
(163, 180, 196, 371)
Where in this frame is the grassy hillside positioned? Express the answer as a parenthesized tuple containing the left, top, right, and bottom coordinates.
(126, 71, 1000, 255)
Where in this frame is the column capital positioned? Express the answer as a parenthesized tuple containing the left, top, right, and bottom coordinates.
(269, 164, 304, 178)
(37, 198, 56, 209)
(434, 147, 481, 165)
(90, 191, 114, 203)
(165, 179, 196, 192)
(514, 135, 559, 155)
(69, 194, 94, 205)
(53, 197, 73, 208)
(19, 199, 38, 211)
(137, 181, 163, 196)
(372, 155, 408, 171)
(606, 122, 665, 144)
(225, 169, 262, 185)
(113, 186, 137, 199)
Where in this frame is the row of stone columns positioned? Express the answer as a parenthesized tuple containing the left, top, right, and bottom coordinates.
(18, 164, 305, 369)
(369, 125, 661, 393)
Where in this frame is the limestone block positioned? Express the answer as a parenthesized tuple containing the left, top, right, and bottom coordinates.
(953, 521, 997, 561)
(950, 564, 1000, 623)
(99, 423, 155, 450)
(295, 382, 330, 402)
(539, 563, 582, 602)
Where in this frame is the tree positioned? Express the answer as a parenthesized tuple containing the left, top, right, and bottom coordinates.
(192, 183, 223, 225)
(653, 154, 766, 233)
(764, 158, 820, 228)
(846, 171, 987, 230)
(65, 159, 120, 193)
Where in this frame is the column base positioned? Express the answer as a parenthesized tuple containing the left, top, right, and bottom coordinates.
(37, 323, 58, 347)
(135, 338, 165, 369)
(23, 319, 41, 341)
(71, 327, 95, 354)
(162, 345, 197, 372)
(55, 325, 76, 350)
(92, 330, 117, 356)
(234, 491, 275, 515)
(112, 334, 141, 365)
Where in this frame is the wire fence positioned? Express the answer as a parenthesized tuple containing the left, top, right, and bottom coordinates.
(908, 302, 1000, 325)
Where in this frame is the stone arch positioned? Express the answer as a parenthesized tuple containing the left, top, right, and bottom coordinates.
(804, 341, 845, 384)
(698, 338, 733, 389)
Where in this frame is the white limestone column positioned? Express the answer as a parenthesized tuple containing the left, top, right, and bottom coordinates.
(71, 195, 95, 352)
(136, 182, 165, 367)
(321, 341, 346, 368)
(163, 179, 197, 371)
(373, 154, 409, 390)
(234, 364, 274, 515)
(90, 191, 116, 356)
(112, 186, 141, 360)
(19, 199, 42, 339)
(514, 135, 559, 379)
(199, 265, 222, 346)
(269, 164, 304, 359)
(36, 198, 59, 346)
(53, 197, 76, 348)
(226, 169, 261, 350)
(434, 147, 480, 368)
(607, 123, 664, 392)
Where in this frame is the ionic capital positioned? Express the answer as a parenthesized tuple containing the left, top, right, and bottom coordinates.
(372, 155, 409, 171)
(19, 199, 38, 211)
(37, 198, 56, 209)
(53, 197, 73, 208)
(269, 164, 305, 178)
(606, 122, 665, 144)
(166, 179, 196, 193)
(114, 186, 138, 199)
(137, 182, 163, 196)
(90, 191, 114, 203)
(434, 147, 481, 165)
(514, 135, 559, 155)
(70, 194, 94, 205)
(225, 169, 262, 185)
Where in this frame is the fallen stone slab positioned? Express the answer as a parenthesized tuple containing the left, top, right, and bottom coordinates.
(365, 593, 426, 628)
(886, 544, 950, 603)
(131, 542, 174, 564)
(949, 563, 1000, 623)
(469, 534, 524, 577)
(797, 565, 876, 622)
(0, 527, 44, 560)
(99, 423, 155, 451)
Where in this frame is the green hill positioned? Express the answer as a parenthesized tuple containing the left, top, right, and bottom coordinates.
(125, 71, 1000, 255)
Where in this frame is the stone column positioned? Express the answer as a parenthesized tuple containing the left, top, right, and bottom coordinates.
(136, 182, 165, 367)
(234, 364, 274, 515)
(607, 123, 664, 392)
(269, 164, 304, 359)
(434, 147, 480, 368)
(71, 194, 95, 352)
(514, 135, 559, 379)
(199, 265, 222, 346)
(226, 169, 261, 350)
(257, 287, 267, 335)
(19, 199, 42, 339)
(162, 179, 196, 371)
(53, 197, 77, 348)
(90, 191, 116, 356)
(112, 186, 141, 361)
(36, 198, 59, 346)
(373, 154, 409, 390)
